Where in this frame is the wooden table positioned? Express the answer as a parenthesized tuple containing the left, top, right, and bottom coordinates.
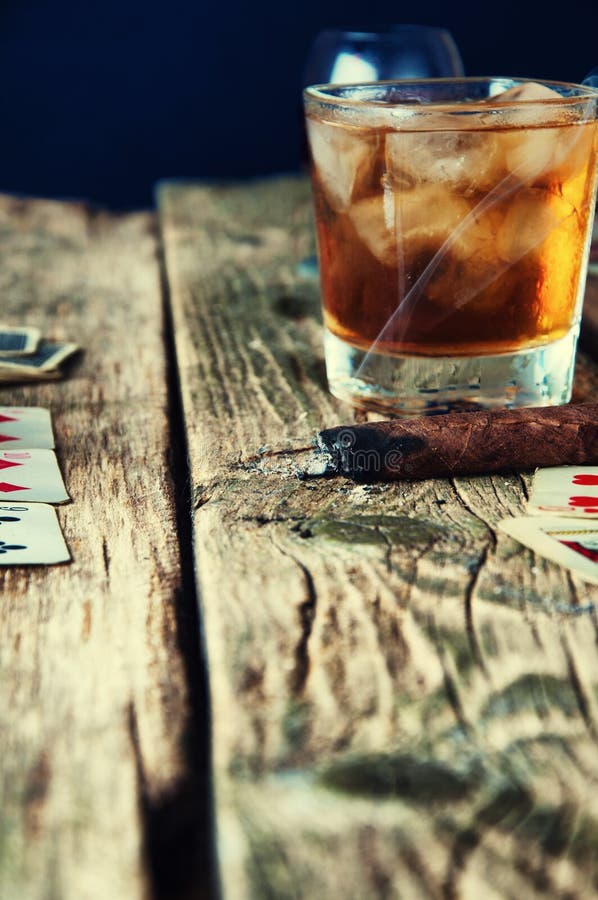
(2, 180, 598, 899)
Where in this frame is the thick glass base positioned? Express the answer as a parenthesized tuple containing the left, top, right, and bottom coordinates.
(324, 327, 580, 416)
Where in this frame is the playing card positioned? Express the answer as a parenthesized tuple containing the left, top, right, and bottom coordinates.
(499, 516, 598, 585)
(0, 449, 69, 502)
(0, 407, 54, 449)
(0, 325, 41, 356)
(0, 341, 80, 375)
(0, 502, 70, 564)
(528, 466, 598, 518)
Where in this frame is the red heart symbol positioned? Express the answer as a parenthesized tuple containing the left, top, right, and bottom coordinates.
(584, 509, 598, 514)
(572, 474, 598, 485)
(568, 496, 598, 507)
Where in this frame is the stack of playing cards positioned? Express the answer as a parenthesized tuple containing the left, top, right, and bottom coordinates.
(499, 467, 598, 585)
(0, 325, 80, 383)
(0, 407, 70, 564)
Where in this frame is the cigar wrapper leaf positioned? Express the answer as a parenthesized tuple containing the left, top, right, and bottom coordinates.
(310, 403, 598, 483)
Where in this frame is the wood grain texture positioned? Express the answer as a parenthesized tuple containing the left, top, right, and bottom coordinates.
(159, 177, 598, 900)
(0, 197, 196, 900)
(580, 275, 598, 358)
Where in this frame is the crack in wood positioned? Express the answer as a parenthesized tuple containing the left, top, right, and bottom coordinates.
(241, 514, 305, 527)
(464, 545, 490, 678)
(271, 538, 317, 696)
(291, 564, 317, 697)
(518, 472, 530, 502)
(158, 239, 218, 899)
(128, 699, 216, 900)
(193, 486, 212, 510)
(101, 538, 110, 578)
(449, 477, 498, 553)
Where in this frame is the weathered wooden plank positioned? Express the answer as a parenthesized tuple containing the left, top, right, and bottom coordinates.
(159, 177, 598, 899)
(580, 275, 598, 358)
(0, 197, 197, 900)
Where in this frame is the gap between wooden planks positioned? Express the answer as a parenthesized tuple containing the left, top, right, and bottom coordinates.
(159, 176, 598, 900)
(0, 196, 211, 900)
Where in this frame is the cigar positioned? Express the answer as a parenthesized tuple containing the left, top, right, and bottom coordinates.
(309, 403, 598, 482)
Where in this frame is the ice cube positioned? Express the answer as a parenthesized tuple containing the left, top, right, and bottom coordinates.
(307, 118, 380, 212)
(393, 183, 471, 256)
(348, 195, 395, 266)
(549, 121, 596, 184)
(425, 254, 519, 314)
(496, 188, 576, 262)
(426, 188, 576, 313)
(348, 183, 471, 267)
(451, 208, 502, 264)
(490, 83, 587, 183)
(386, 129, 506, 194)
(492, 82, 562, 106)
(502, 127, 561, 182)
(424, 205, 509, 312)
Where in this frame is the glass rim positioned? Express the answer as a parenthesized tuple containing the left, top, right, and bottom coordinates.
(304, 76, 598, 112)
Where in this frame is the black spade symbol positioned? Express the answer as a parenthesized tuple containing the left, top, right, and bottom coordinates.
(0, 540, 26, 553)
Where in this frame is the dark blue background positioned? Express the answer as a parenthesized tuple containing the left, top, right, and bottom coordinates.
(1, 1, 597, 208)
